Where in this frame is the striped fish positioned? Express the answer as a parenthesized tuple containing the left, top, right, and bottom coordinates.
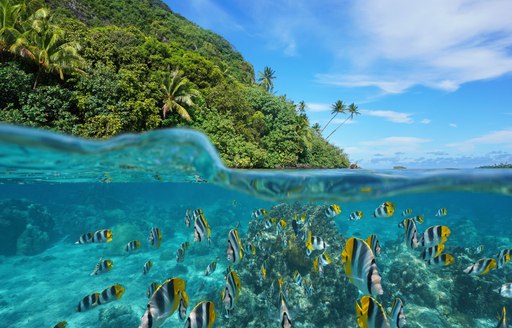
(366, 234, 381, 257)
(325, 204, 341, 218)
(404, 219, 419, 249)
(222, 270, 241, 318)
(193, 208, 204, 221)
(252, 208, 268, 219)
(76, 293, 99, 312)
(178, 291, 189, 321)
(389, 298, 406, 328)
(125, 240, 141, 252)
(278, 278, 293, 328)
(146, 282, 159, 299)
(342, 237, 384, 296)
(261, 260, 267, 280)
(185, 209, 192, 228)
(401, 208, 412, 216)
(427, 254, 455, 267)
(204, 257, 219, 276)
(293, 271, 303, 287)
(349, 210, 364, 221)
(496, 283, 512, 299)
(420, 244, 445, 261)
(75, 232, 94, 244)
(463, 258, 496, 275)
(92, 229, 113, 243)
(435, 208, 447, 217)
(139, 278, 187, 328)
(90, 257, 113, 276)
(184, 301, 216, 328)
(148, 227, 162, 249)
(355, 296, 389, 328)
(306, 231, 328, 252)
(497, 306, 508, 328)
(143, 260, 153, 275)
(419, 225, 450, 248)
(53, 322, 67, 328)
(227, 228, 244, 264)
(98, 284, 125, 305)
(373, 202, 395, 218)
(193, 210, 211, 244)
(496, 248, 512, 269)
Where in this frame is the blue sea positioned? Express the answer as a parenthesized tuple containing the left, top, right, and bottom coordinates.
(0, 124, 511, 328)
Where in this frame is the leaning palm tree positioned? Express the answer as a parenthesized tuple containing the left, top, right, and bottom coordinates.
(321, 100, 346, 133)
(257, 66, 276, 93)
(10, 7, 84, 88)
(326, 102, 360, 140)
(161, 70, 199, 122)
(311, 122, 321, 136)
(0, 0, 23, 53)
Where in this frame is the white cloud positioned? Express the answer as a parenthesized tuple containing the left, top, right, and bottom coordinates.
(360, 136, 430, 147)
(447, 129, 512, 151)
(361, 110, 414, 124)
(306, 102, 331, 112)
(449, 123, 458, 128)
(421, 118, 431, 124)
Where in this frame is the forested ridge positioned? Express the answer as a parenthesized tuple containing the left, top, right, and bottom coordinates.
(0, 0, 350, 168)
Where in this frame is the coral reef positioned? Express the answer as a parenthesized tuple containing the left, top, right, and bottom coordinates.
(98, 305, 139, 328)
(0, 199, 54, 255)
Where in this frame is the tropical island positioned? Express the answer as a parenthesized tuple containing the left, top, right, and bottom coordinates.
(0, 0, 357, 169)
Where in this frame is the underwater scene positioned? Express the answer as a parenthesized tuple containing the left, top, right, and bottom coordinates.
(1, 125, 512, 328)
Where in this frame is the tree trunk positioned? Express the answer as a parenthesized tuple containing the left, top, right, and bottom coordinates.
(33, 67, 41, 89)
(326, 116, 350, 140)
(320, 113, 338, 133)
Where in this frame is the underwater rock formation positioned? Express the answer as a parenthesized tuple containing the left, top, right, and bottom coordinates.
(0, 199, 54, 255)
(98, 304, 139, 328)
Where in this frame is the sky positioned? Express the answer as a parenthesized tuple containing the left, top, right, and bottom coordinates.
(165, 0, 512, 168)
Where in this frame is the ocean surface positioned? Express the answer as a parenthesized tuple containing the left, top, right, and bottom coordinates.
(0, 124, 511, 328)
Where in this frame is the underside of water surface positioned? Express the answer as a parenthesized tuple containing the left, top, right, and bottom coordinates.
(0, 124, 511, 328)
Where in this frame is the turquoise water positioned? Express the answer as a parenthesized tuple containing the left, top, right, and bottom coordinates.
(1, 124, 511, 328)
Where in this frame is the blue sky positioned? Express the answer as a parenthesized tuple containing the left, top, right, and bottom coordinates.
(165, 0, 512, 168)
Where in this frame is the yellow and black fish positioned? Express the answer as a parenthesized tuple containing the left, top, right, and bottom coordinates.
(306, 231, 328, 253)
(90, 257, 113, 276)
(278, 278, 292, 328)
(356, 296, 389, 328)
(193, 208, 204, 221)
(342, 237, 384, 296)
(139, 278, 187, 328)
(349, 210, 364, 221)
(261, 260, 267, 280)
(143, 260, 153, 275)
(222, 270, 241, 317)
(463, 258, 496, 275)
(420, 244, 445, 261)
(389, 297, 406, 328)
(252, 208, 268, 219)
(366, 234, 381, 257)
(373, 202, 395, 218)
(435, 208, 447, 217)
(125, 240, 140, 253)
(427, 253, 455, 267)
(98, 284, 125, 305)
(148, 227, 162, 249)
(293, 270, 303, 287)
(76, 293, 99, 312)
(185, 209, 192, 228)
(419, 225, 451, 247)
(497, 306, 508, 328)
(146, 281, 159, 298)
(314, 252, 331, 276)
(75, 232, 94, 244)
(404, 218, 419, 249)
(401, 208, 412, 216)
(92, 229, 113, 243)
(53, 322, 67, 328)
(325, 204, 341, 218)
(177, 290, 189, 321)
(496, 248, 512, 269)
(184, 300, 216, 328)
(204, 257, 219, 276)
(176, 243, 189, 263)
(193, 210, 211, 244)
(244, 242, 256, 255)
(227, 228, 244, 264)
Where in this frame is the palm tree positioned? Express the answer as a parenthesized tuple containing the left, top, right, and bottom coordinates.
(161, 70, 199, 122)
(257, 66, 276, 93)
(311, 123, 321, 136)
(10, 7, 84, 88)
(321, 100, 346, 133)
(0, 0, 23, 53)
(296, 100, 306, 114)
(326, 102, 360, 140)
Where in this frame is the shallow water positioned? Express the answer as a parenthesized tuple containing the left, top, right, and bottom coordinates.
(1, 124, 511, 328)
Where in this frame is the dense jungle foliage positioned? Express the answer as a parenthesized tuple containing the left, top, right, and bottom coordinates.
(0, 0, 350, 168)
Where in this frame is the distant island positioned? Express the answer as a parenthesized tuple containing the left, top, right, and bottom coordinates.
(479, 163, 512, 168)
(0, 0, 352, 169)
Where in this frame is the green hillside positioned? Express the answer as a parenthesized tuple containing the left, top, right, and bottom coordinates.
(0, 0, 350, 168)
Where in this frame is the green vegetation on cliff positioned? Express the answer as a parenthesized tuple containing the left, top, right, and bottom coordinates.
(0, 0, 350, 168)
